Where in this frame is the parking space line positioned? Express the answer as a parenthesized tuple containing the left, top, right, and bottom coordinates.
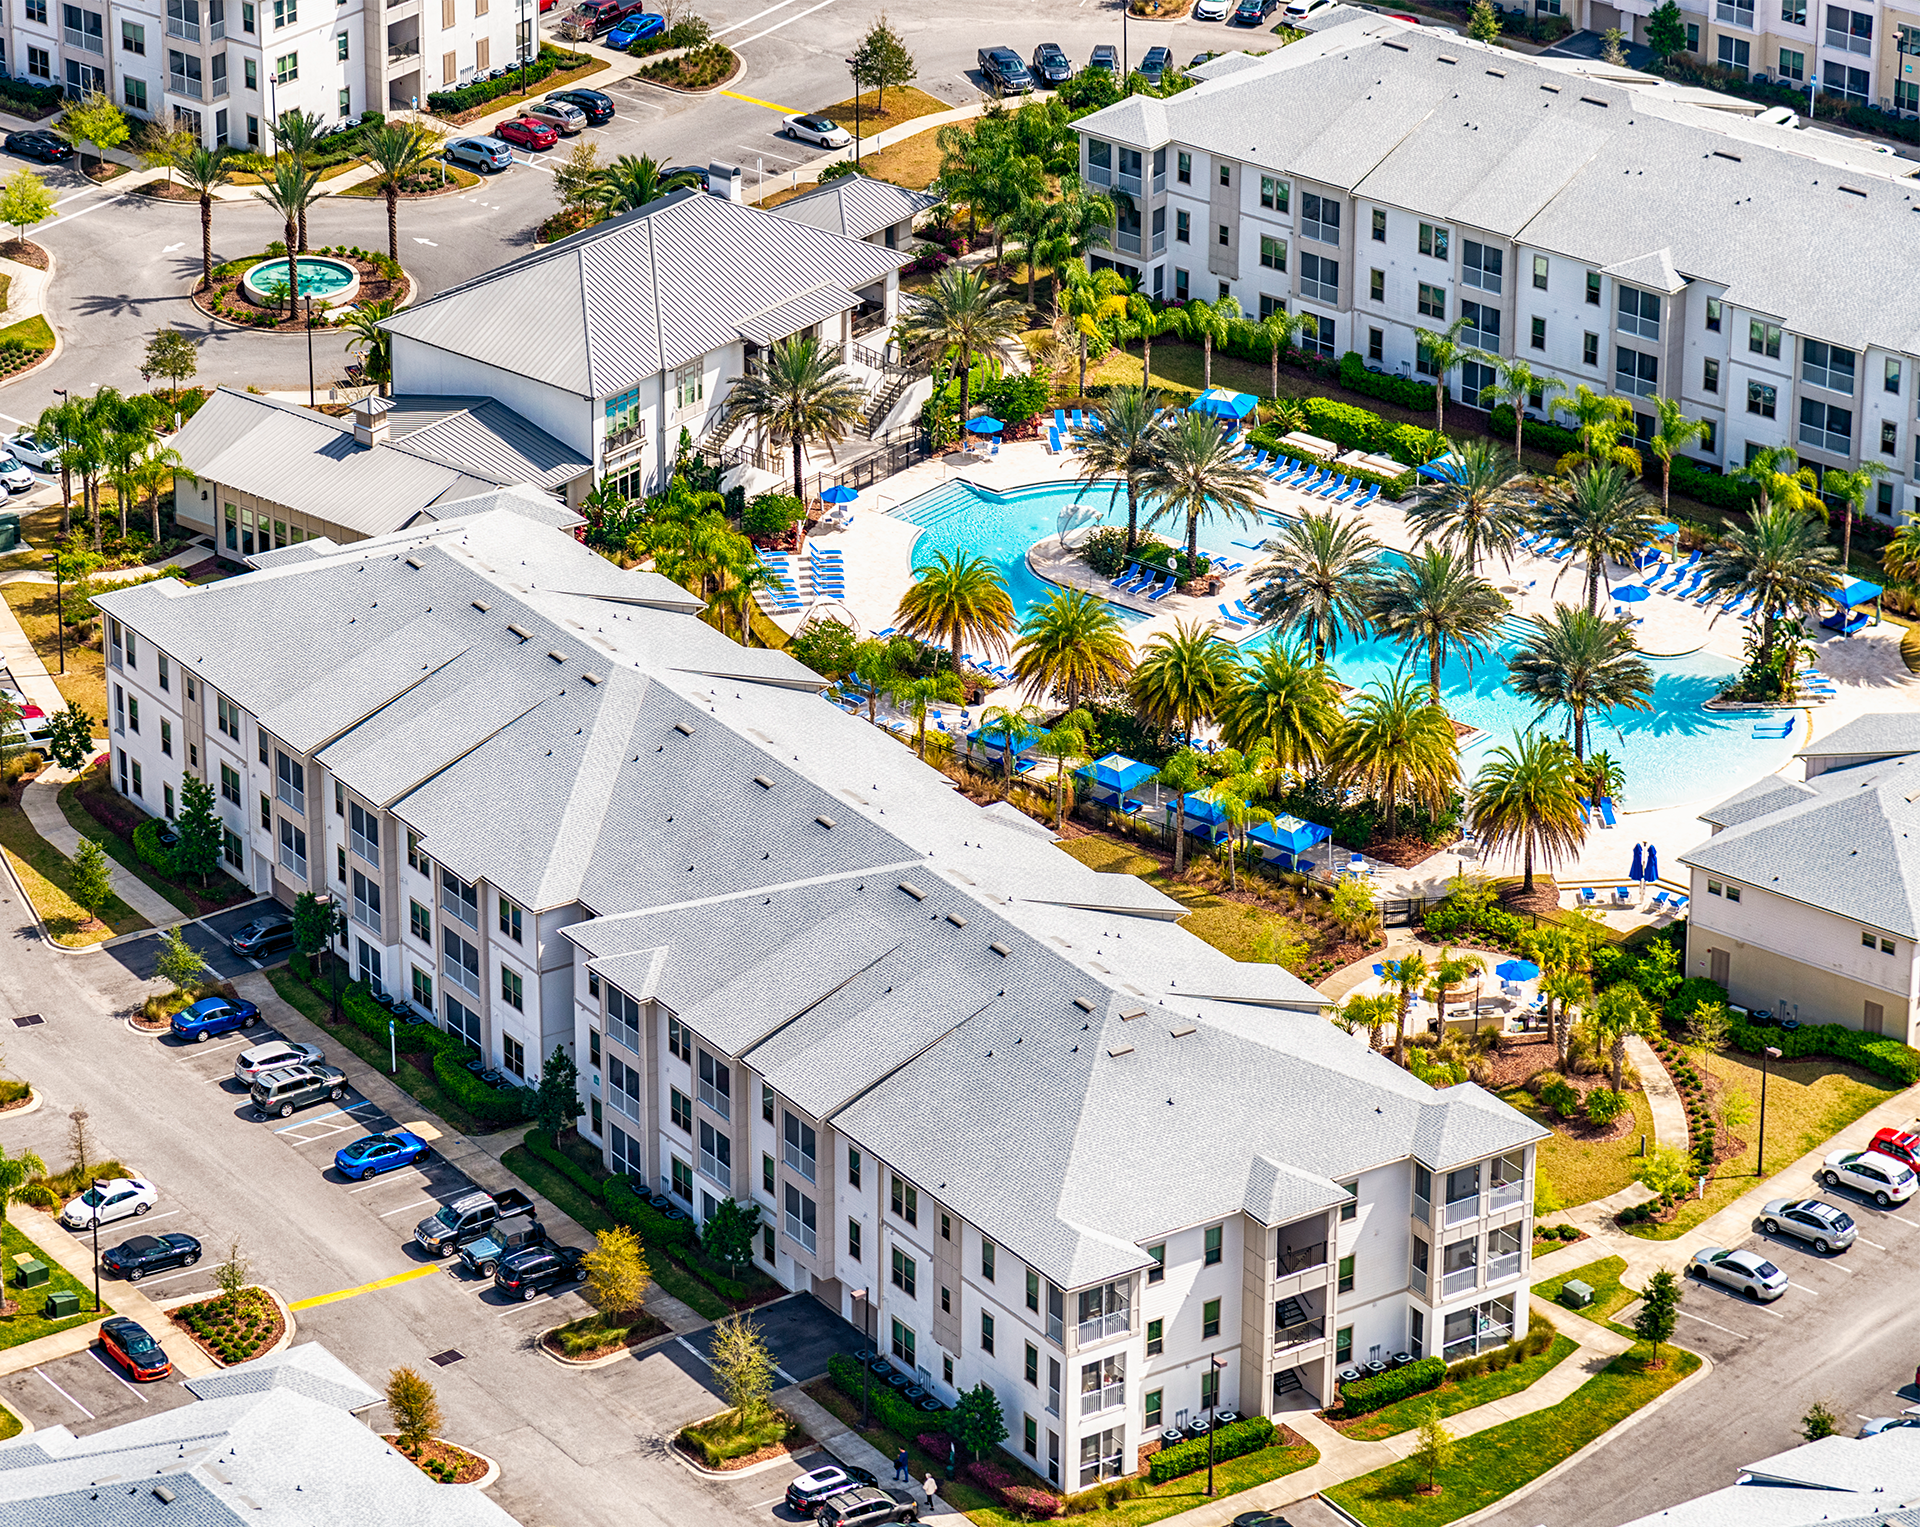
(287, 1264, 439, 1312)
(35, 1367, 93, 1418)
(378, 1197, 439, 1218)
(1891, 1215, 1920, 1228)
(1794, 1282, 1821, 1296)
(674, 1332, 796, 1384)
(281, 1121, 361, 1144)
(274, 1104, 376, 1134)
(348, 1170, 429, 1194)
(1676, 1308, 1748, 1338)
(1860, 1236, 1889, 1249)
(131, 1266, 212, 1289)
(88, 1348, 149, 1401)
(734, 0, 836, 46)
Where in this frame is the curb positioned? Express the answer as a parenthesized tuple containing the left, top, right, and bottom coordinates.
(625, 46, 742, 95)
(185, 257, 416, 335)
(0, 1086, 41, 1117)
(125, 1016, 172, 1037)
(534, 1320, 679, 1369)
(671, 1439, 804, 1478)
(158, 1283, 297, 1365)
(382, 1434, 500, 1491)
(0, 242, 57, 393)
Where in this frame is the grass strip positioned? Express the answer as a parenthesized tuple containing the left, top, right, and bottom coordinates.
(0, 1219, 111, 1347)
(0, 799, 146, 945)
(1326, 1342, 1700, 1527)
(1338, 1334, 1579, 1440)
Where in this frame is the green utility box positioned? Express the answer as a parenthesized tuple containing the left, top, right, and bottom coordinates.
(44, 1289, 79, 1318)
(1560, 1279, 1594, 1309)
(0, 513, 20, 555)
(11, 1256, 46, 1288)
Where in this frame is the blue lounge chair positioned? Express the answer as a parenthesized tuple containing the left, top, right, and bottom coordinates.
(1614, 886, 1633, 904)
(1244, 450, 1269, 472)
(1217, 603, 1249, 627)
(1598, 798, 1617, 828)
(1693, 584, 1720, 607)
(1580, 888, 1597, 904)
(1334, 479, 1361, 503)
(1372, 964, 1387, 978)
(1318, 475, 1348, 499)
(1133, 572, 1168, 600)
(1110, 565, 1142, 590)
(1514, 532, 1540, 551)
(1146, 574, 1177, 602)
(1071, 410, 1086, 430)
(1354, 485, 1380, 509)
(1054, 409, 1068, 433)
(1296, 467, 1328, 493)
(1650, 891, 1670, 910)
(1658, 553, 1701, 591)
(1230, 539, 1267, 551)
(1234, 599, 1263, 623)
(1047, 426, 1062, 454)
(1667, 572, 1704, 600)
(1671, 896, 1689, 912)
(1578, 795, 1592, 823)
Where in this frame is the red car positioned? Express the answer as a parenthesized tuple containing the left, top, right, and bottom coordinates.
(100, 1316, 171, 1381)
(1870, 1128, 1920, 1172)
(494, 117, 558, 150)
(568, 0, 642, 34)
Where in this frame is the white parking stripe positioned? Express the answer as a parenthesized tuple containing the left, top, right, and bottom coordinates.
(1860, 1236, 1889, 1249)
(712, 0, 803, 35)
(274, 1103, 376, 1134)
(734, 0, 836, 46)
(378, 1197, 440, 1218)
(129, 1266, 212, 1288)
(1675, 1308, 1748, 1338)
(348, 1170, 428, 1194)
(1891, 1215, 1920, 1228)
(88, 1348, 149, 1401)
(35, 1367, 93, 1419)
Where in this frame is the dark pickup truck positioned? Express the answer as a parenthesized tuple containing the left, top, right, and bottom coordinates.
(414, 1187, 537, 1258)
(458, 1218, 548, 1277)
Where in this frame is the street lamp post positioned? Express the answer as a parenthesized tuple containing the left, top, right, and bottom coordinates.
(45, 551, 62, 674)
(851, 1287, 872, 1427)
(1204, 1354, 1228, 1496)
(305, 296, 316, 407)
(844, 57, 862, 164)
(90, 1177, 107, 1312)
(1757, 1045, 1782, 1175)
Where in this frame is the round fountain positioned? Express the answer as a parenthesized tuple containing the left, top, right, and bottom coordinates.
(240, 255, 361, 309)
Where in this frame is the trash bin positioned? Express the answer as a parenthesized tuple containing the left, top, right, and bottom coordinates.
(12, 1256, 46, 1288)
(0, 513, 18, 555)
(45, 1289, 79, 1318)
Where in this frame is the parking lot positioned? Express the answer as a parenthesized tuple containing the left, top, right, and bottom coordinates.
(103, 898, 282, 985)
(0, 1347, 197, 1437)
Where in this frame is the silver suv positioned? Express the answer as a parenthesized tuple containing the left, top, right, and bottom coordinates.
(249, 1063, 348, 1119)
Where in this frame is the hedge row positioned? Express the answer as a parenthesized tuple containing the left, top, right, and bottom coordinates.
(1297, 396, 1445, 467)
(1728, 1016, 1920, 1086)
(1246, 431, 1416, 501)
(1338, 1357, 1445, 1416)
(1147, 1416, 1275, 1483)
(1669, 456, 1757, 513)
(425, 45, 586, 114)
(828, 1351, 947, 1441)
(1487, 403, 1580, 459)
(1339, 351, 1436, 413)
(132, 817, 177, 878)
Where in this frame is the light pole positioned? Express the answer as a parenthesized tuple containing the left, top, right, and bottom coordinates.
(851, 1287, 872, 1427)
(1204, 1354, 1228, 1496)
(844, 56, 862, 164)
(1757, 1045, 1782, 1175)
(305, 296, 316, 407)
(1122, 6, 1130, 92)
(90, 1177, 107, 1312)
(45, 551, 62, 673)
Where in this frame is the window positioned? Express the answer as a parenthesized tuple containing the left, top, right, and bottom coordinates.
(1727, 884, 1742, 902)
(700, 1120, 732, 1191)
(1864, 928, 1879, 949)
(1530, 315, 1546, 351)
(696, 1049, 730, 1118)
(1800, 398, 1853, 455)
(347, 800, 378, 866)
(587, 1029, 599, 1067)
(782, 1111, 816, 1182)
(124, 77, 149, 110)
(1147, 1318, 1164, 1355)
(1341, 1182, 1360, 1221)
(277, 819, 306, 878)
(1204, 1224, 1223, 1265)
(891, 1175, 918, 1226)
(890, 1319, 914, 1367)
(1618, 286, 1661, 341)
(759, 1083, 774, 1123)
(982, 1240, 996, 1281)
(1300, 192, 1338, 245)
(274, 50, 296, 81)
(1783, 0, 1805, 17)
(1826, 4, 1873, 51)
(1200, 1367, 1220, 1410)
(848, 1147, 861, 1189)
(125, 695, 140, 734)
(1901, 80, 1920, 114)
(1367, 267, 1384, 303)
(848, 1219, 861, 1260)
(159, 719, 172, 757)
(1748, 381, 1777, 418)
(351, 868, 381, 936)
(1258, 234, 1285, 271)
(1750, 320, 1782, 358)
(1335, 1325, 1353, 1365)
(335, 29, 347, 56)
(1417, 222, 1449, 260)
(1460, 300, 1498, 349)
(1417, 282, 1446, 320)
(1202, 1298, 1221, 1338)
(1338, 1254, 1356, 1293)
(980, 1312, 995, 1354)
(587, 971, 599, 1001)
(1258, 293, 1286, 320)
(1702, 420, 1718, 454)
(1299, 252, 1337, 305)
(1412, 1236, 1429, 1283)
(1174, 269, 1188, 301)
(24, 0, 45, 20)
(131, 760, 142, 798)
(673, 363, 704, 412)
(259, 793, 270, 831)
(412, 966, 432, 1011)
(1175, 210, 1189, 244)
(500, 966, 523, 1010)
(1371, 208, 1386, 242)
(1259, 175, 1288, 211)
(1717, 34, 1750, 75)
(1803, 340, 1857, 394)
(1369, 326, 1384, 362)
(336, 845, 346, 884)
(891, 1247, 917, 1297)
(1704, 358, 1720, 394)
(1461, 240, 1501, 293)
(1027, 1269, 1040, 1312)
(500, 1034, 524, 1079)
(941, 1286, 950, 1313)
(1776, 46, 1805, 79)
(671, 1157, 692, 1201)
(442, 929, 479, 996)
(271, 0, 292, 19)
(215, 694, 239, 740)
(1884, 420, 1900, 456)
(1583, 332, 1600, 368)
(1024, 1415, 1038, 1457)
(1218, 162, 1230, 186)
(163, 784, 174, 819)
(1146, 1243, 1165, 1283)
(1176, 151, 1190, 183)
(1885, 938, 1897, 954)
(245, 58, 257, 89)
(220, 762, 240, 804)
(1616, 346, 1658, 398)
(25, 46, 47, 78)
(440, 869, 478, 928)
(1145, 1390, 1162, 1431)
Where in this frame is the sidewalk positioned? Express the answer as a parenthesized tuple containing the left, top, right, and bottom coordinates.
(1626, 1034, 1688, 1151)
(20, 767, 180, 926)
(780, 1386, 955, 1519)
(750, 99, 990, 205)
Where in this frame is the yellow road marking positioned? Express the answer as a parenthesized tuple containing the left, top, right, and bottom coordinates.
(288, 1264, 440, 1311)
(720, 88, 799, 114)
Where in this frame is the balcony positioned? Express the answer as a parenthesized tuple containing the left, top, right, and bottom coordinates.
(700, 1147, 731, 1192)
(1151, 231, 1166, 254)
(1487, 1251, 1522, 1284)
(1800, 421, 1852, 456)
(851, 301, 887, 338)
(1275, 1317, 1324, 1351)
(784, 1210, 816, 1254)
(387, 39, 420, 61)
(1825, 24, 1871, 51)
(1413, 1191, 1431, 1224)
(1087, 163, 1111, 188)
(64, 25, 104, 51)
(698, 1078, 729, 1119)
(1444, 1194, 1479, 1227)
(782, 1141, 816, 1183)
(1117, 172, 1141, 199)
(1077, 1311, 1129, 1344)
(1715, 0, 1754, 23)
(1442, 1265, 1478, 1297)
(1152, 171, 1165, 194)
(167, 16, 200, 37)
(1114, 229, 1142, 256)
(1278, 1241, 1327, 1276)
(1489, 1180, 1524, 1212)
(1082, 1382, 1125, 1414)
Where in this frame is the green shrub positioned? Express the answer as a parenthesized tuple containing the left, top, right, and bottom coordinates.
(1668, 455, 1756, 513)
(1080, 526, 1171, 576)
(522, 1126, 605, 1199)
(1147, 1416, 1275, 1482)
(742, 493, 803, 537)
(1300, 396, 1385, 454)
(426, 44, 585, 113)
(1487, 403, 1581, 459)
(1338, 1356, 1445, 1416)
(604, 1174, 700, 1253)
(1726, 1017, 1920, 1086)
(827, 1351, 946, 1439)
(131, 817, 178, 877)
(1339, 352, 1436, 412)
(1585, 1087, 1627, 1124)
(1538, 1077, 1580, 1118)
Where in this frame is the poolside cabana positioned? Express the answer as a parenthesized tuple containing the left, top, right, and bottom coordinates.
(1248, 814, 1332, 870)
(1078, 753, 1157, 810)
(1634, 522, 1678, 571)
(1170, 791, 1231, 845)
(1822, 578, 1882, 635)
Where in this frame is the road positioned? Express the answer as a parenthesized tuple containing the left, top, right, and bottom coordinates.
(0, 0, 1249, 423)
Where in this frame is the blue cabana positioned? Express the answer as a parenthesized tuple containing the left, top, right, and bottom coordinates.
(1823, 577, 1883, 635)
(1080, 753, 1156, 795)
(1168, 791, 1230, 843)
(1188, 388, 1258, 421)
(1417, 453, 1466, 485)
(1249, 815, 1331, 856)
(973, 727, 1036, 758)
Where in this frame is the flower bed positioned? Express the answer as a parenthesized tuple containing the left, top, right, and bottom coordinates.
(384, 1435, 489, 1484)
(172, 1287, 283, 1365)
(193, 247, 407, 326)
(542, 1306, 668, 1361)
(634, 43, 739, 91)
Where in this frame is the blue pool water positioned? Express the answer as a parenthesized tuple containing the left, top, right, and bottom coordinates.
(890, 478, 1796, 811)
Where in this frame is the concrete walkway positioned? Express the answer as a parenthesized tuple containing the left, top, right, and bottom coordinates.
(779, 1386, 955, 1519)
(1625, 1034, 1689, 1153)
(20, 766, 180, 926)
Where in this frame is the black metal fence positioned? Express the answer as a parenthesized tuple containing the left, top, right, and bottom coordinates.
(706, 422, 934, 504)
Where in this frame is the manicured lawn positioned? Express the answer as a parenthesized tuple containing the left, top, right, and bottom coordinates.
(0, 797, 147, 946)
(0, 580, 103, 721)
(809, 85, 950, 134)
(1530, 1256, 1638, 1327)
(1627, 1047, 1900, 1241)
(0, 1219, 111, 1344)
(59, 774, 251, 918)
(1325, 1342, 1700, 1527)
(0, 315, 53, 351)
(1338, 1333, 1578, 1440)
(1497, 1085, 1655, 1208)
(835, 123, 945, 189)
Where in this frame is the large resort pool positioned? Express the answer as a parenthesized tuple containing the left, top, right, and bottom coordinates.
(892, 477, 1799, 813)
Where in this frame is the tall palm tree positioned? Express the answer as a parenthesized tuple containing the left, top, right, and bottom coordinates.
(1129, 620, 1235, 743)
(705, 533, 779, 645)
(0, 1142, 46, 1311)
(1115, 290, 1179, 389)
(1331, 674, 1459, 840)
(1255, 308, 1313, 402)
(361, 123, 445, 262)
(1506, 604, 1653, 759)
(1340, 991, 1398, 1053)
(1028, 175, 1114, 307)
(271, 108, 326, 250)
(1731, 444, 1816, 517)
(1362, 545, 1508, 700)
(1138, 410, 1265, 562)
(1476, 355, 1564, 462)
(1384, 950, 1430, 1068)
(1249, 507, 1381, 659)
(1469, 733, 1587, 893)
(1216, 642, 1341, 767)
(1563, 383, 1633, 463)
(900, 266, 1028, 431)
(1646, 396, 1708, 513)
(1591, 984, 1654, 1094)
(341, 298, 397, 397)
(128, 447, 182, 544)
(1176, 293, 1240, 392)
(1032, 707, 1096, 827)
(723, 335, 867, 502)
(252, 160, 321, 314)
(1823, 462, 1891, 581)
(893, 550, 1014, 675)
(1010, 587, 1132, 710)
(1075, 385, 1163, 553)
(1207, 778, 1274, 891)
(891, 675, 949, 759)
(170, 144, 233, 291)
(1700, 503, 1842, 675)
(978, 702, 1045, 796)
(1412, 315, 1474, 435)
(1156, 747, 1204, 874)
(36, 395, 86, 534)
(594, 154, 698, 217)
(1426, 948, 1487, 1035)
(1532, 463, 1661, 612)
(1404, 437, 1526, 571)
(1059, 266, 1129, 396)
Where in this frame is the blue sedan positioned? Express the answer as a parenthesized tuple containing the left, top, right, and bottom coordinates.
(608, 11, 665, 46)
(334, 1131, 431, 1181)
(170, 996, 261, 1044)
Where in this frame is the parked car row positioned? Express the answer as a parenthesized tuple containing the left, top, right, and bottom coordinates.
(443, 88, 618, 174)
(786, 1465, 920, 1524)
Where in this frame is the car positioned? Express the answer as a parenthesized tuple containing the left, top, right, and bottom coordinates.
(171, 995, 261, 1043)
(1688, 1245, 1789, 1300)
(334, 1130, 432, 1181)
(546, 87, 615, 124)
(102, 1232, 202, 1282)
(234, 1039, 323, 1086)
(1822, 1148, 1918, 1207)
(415, 1187, 537, 1257)
(1139, 46, 1175, 84)
(1191, 51, 1216, 66)
(1232, 0, 1280, 21)
(5, 430, 58, 470)
(6, 130, 71, 164)
(522, 99, 587, 135)
(494, 117, 559, 151)
(492, 1243, 587, 1301)
(1194, 0, 1232, 18)
(250, 1063, 349, 1119)
(1283, 0, 1335, 17)
(567, 0, 642, 36)
(1030, 43, 1073, 85)
(1861, 1415, 1920, 1437)
(606, 10, 665, 46)
(1087, 44, 1120, 74)
(445, 137, 513, 173)
(0, 689, 51, 748)
(977, 46, 1034, 96)
(661, 164, 710, 190)
(1869, 1127, 1920, 1172)
(100, 1317, 171, 1381)
(0, 455, 32, 495)
(1231, 1514, 1294, 1527)
(786, 1464, 881, 1514)
(1760, 1197, 1856, 1253)
(60, 1177, 158, 1230)
(817, 1486, 921, 1527)
(458, 1219, 547, 1276)
(785, 114, 851, 149)
(228, 914, 295, 962)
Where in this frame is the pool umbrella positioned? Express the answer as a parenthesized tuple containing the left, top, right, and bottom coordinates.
(821, 484, 859, 504)
(1614, 585, 1649, 604)
(1629, 841, 1644, 884)
(1644, 843, 1659, 884)
(1494, 960, 1540, 982)
(1188, 388, 1258, 420)
(965, 417, 1005, 435)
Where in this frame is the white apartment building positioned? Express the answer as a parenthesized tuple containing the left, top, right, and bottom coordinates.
(8, 0, 525, 148)
(91, 502, 1542, 1490)
(1079, 20, 1920, 522)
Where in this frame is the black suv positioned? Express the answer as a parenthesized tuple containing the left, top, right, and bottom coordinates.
(1139, 45, 1174, 85)
(493, 1244, 587, 1301)
(818, 1487, 921, 1527)
(102, 1232, 201, 1282)
(977, 46, 1033, 96)
(249, 1063, 348, 1118)
(229, 914, 294, 961)
(1030, 42, 1072, 85)
(547, 87, 615, 124)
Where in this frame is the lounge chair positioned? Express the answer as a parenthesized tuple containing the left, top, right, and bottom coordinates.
(1071, 410, 1086, 430)
(1317, 474, 1348, 499)
(1334, 478, 1362, 503)
(1578, 795, 1592, 824)
(1650, 890, 1670, 910)
(1667, 572, 1704, 600)
(1580, 887, 1596, 904)
(1217, 603, 1249, 627)
(1234, 599, 1263, 622)
(1613, 886, 1633, 904)
(1110, 565, 1143, 591)
(1244, 450, 1269, 472)
(1671, 896, 1689, 912)
(1047, 426, 1062, 454)
(1146, 574, 1177, 602)
(1693, 584, 1720, 607)
(1658, 553, 1702, 590)
(1353, 485, 1380, 509)
(1598, 798, 1617, 829)
(1230, 539, 1267, 551)
(1054, 409, 1069, 433)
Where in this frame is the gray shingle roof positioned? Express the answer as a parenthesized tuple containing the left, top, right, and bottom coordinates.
(770, 175, 940, 242)
(1697, 775, 1817, 830)
(1797, 714, 1920, 761)
(181, 1342, 382, 1411)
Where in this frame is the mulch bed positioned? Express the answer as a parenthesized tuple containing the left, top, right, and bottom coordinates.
(540, 1307, 669, 1362)
(1367, 834, 1456, 869)
(191, 253, 410, 330)
(1500, 878, 1564, 919)
(1482, 1032, 1557, 1092)
(673, 1432, 798, 1472)
(135, 181, 202, 202)
(172, 1289, 284, 1366)
(632, 45, 740, 93)
(383, 1436, 489, 1485)
(0, 240, 47, 270)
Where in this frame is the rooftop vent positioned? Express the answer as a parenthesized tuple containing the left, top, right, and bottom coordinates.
(506, 623, 531, 641)
(1108, 1043, 1135, 1058)
(1485, 67, 1505, 76)
(1579, 95, 1609, 107)
(1712, 150, 1742, 161)
(753, 775, 774, 789)
(471, 600, 490, 612)
(1436, 53, 1458, 63)
(1170, 1021, 1197, 1038)
(1540, 82, 1560, 93)
(1840, 184, 1867, 198)
(814, 815, 835, 829)
(899, 881, 926, 900)
(673, 722, 695, 736)
(946, 913, 968, 928)
(1119, 1005, 1145, 1021)
(1073, 997, 1096, 1013)
(989, 941, 1010, 957)
(548, 650, 566, 664)
(581, 672, 602, 685)
(1382, 39, 1408, 50)
(405, 556, 424, 569)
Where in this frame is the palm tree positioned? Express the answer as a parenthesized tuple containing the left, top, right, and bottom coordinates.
(0, 1142, 46, 1311)
(594, 154, 698, 217)
(1340, 992, 1398, 1052)
(1563, 383, 1633, 464)
(1207, 780, 1274, 890)
(849, 638, 899, 725)
(1731, 444, 1817, 517)
(1130, 620, 1235, 743)
(724, 335, 867, 503)
(1884, 520, 1920, 588)
(1506, 604, 1653, 759)
(1138, 411, 1266, 562)
(706, 534, 779, 645)
(1249, 507, 1381, 659)
(1700, 503, 1842, 675)
(1010, 588, 1132, 709)
(361, 123, 445, 262)
(1363, 545, 1508, 700)
(1476, 356, 1564, 462)
(1532, 463, 1661, 612)
(1591, 985, 1654, 1094)
(1426, 948, 1487, 1035)
(1469, 733, 1587, 894)
(1413, 316, 1474, 435)
(1032, 707, 1096, 827)
(1404, 438, 1526, 571)
(1176, 293, 1240, 391)
(1216, 642, 1341, 767)
(341, 298, 397, 397)
(1385, 950, 1430, 1068)
(1541, 968, 1593, 1072)
(36, 395, 86, 534)
(1006, 193, 1054, 309)
(252, 160, 321, 315)
(891, 675, 948, 759)
(894, 550, 1014, 674)
(1060, 266, 1129, 396)
(1254, 308, 1312, 402)
(170, 144, 233, 291)
(978, 702, 1045, 796)
(1646, 396, 1708, 513)
(900, 266, 1028, 431)
(128, 447, 181, 544)
(1028, 175, 1114, 307)
(1823, 462, 1891, 580)
(1115, 290, 1179, 389)
(272, 108, 326, 249)
(1156, 747, 1204, 874)
(1331, 674, 1460, 841)
(1075, 385, 1164, 553)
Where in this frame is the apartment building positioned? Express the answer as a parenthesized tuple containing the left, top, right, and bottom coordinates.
(1078, 19, 1920, 521)
(8, 0, 522, 148)
(90, 501, 1542, 1488)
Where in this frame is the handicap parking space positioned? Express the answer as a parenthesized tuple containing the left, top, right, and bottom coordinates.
(0, 1348, 196, 1437)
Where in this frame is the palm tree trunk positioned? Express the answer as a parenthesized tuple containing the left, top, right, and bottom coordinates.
(1435, 388, 1444, 438)
(1522, 835, 1534, 894)
(1125, 481, 1139, 554)
(57, 465, 70, 535)
(298, 204, 308, 255)
(958, 347, 973, 435)
(1078, 335, 1088, 397)
(1842, 506, 1854, 578)
(950, 633, 962, 675)
(791, 437, 804, 505)
(1573, 706, 1585, 761)
(1203, 334, 1212, 390)
(1143, 327, 1153, 387)
(1394, 995, 1409, 1067)
(1186, 510, 1199, 564)
(1610, 1034, 1625, 1094)
(285, 217, 299, 316)
(118, 489, 127, 539)
(200, 195, 213, 290)
(1662, 459, 1673, 512)
(149, 486, 160, 544)
(1428, 637, 1442, 701)
(387, 186, 401, 263)
(1172, 801, 1188, 874)
(1270, 344, 1278, 402)
(1514, 412, 1524, 462)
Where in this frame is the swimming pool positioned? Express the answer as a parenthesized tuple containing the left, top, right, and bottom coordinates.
(889, 478, 1797, 811)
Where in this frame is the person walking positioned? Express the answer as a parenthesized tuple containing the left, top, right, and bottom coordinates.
(894, 1447, 910, 1483)
(924, 1473, 938, 1512)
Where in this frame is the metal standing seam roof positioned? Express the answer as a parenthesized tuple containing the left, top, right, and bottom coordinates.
(382, 395, 591, 491)
(769, 174, 941, 241)
(735, 286, 861, 347)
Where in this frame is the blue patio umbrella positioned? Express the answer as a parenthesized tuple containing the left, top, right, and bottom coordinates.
(965, 416, 1005, 435)
(1629, 842, 1645, 883)
(821, 484, 859, 504)
(1614, 584, 1650, 604)
(1494, 959, 1540, 982)
(1188, 388, 1258, 421)
(1644, 843, 1659, 883)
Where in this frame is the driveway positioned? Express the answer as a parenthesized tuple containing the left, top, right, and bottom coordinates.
(0, 1346, 197, 1437)
(676, 1292, 861, 1397)
(101, 897, 279, 985)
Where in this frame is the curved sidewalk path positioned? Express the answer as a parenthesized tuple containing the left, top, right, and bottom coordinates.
(20, 766, 181, 926)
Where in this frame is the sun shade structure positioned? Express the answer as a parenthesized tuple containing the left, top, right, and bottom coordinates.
(821, 484, 859, 504)
(1416, 453, 1466, 484)
(965, 417, 1005, 434)
(1614, 584, 1650, 603)
(1188, 387, 1259, 420)
(1082, 753, 1157, 795)
(1249, 814, 1332, 856)
(1494, 959, 1540, 981)
(1824, 578, 1883, 635)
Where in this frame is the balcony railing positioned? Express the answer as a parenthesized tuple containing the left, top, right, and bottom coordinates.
(782, 1141, 816, 1183)
(1114, 229, 1142, 255)
(851, 303, 887, 338)
(1077, 1312, 1129, 1344)
(1825, 24, 1871, 51)
(1087, 163, 1111, 187)
(388, 39, 420, 60)
(1117, 172, 1141, 198)
(1275, 1319, 1324, 1350)
(1442, 1266, 1478, 1296)
(1489, 1182, 1524, 1212)
(700, 1147, 731, 1192)
(1277, 1241, 1328, 1276)
(698, 1078, 729, 1119)
(1151, 231, 1166, 254)
(1413, 1192, 1431, 1224)
(1444, 1195, 1479, 1226)
(65, 25, 104, 51)
(1800, 422, 1852, 455)
(167, 17, 200, 37)
(1442, 1335, 1478, 1361)
(210, 15, 224, 35)
(1152, 171, 1165, 194)
(1487, 1252, 1522, 1283)
(1082, 1383, 1125, 1414)
(784, 1210, 815, 1254)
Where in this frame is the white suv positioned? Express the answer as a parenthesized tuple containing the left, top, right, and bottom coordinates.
(1822, 1148, 1917, 1208)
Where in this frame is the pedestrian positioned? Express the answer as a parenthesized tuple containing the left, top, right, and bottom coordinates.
(924, 1473, 938, 1511)
(895, 1446, 910, 1483)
